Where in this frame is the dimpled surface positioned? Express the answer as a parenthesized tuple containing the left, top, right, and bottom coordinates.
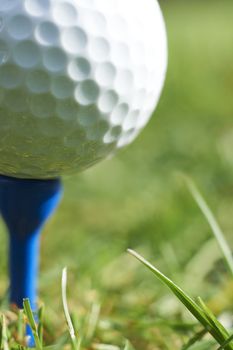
(0, 0, 167, 179)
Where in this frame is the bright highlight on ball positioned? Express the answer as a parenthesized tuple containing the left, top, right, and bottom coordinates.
(0, 0, 167, 178)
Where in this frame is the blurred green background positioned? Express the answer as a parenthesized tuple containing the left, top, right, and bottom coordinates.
(1, 1, 233, 348)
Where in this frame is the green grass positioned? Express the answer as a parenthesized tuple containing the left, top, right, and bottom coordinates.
(128, 249, 233, 350)
(0, 0, 233, 348)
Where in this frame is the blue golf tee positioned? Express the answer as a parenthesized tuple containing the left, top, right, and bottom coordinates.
(0, 175, 63, 341)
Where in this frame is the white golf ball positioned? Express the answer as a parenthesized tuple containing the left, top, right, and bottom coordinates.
(0, 0, 167, 179)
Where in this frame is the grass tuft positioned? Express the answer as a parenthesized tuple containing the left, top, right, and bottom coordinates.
(128, 249, 233, 349)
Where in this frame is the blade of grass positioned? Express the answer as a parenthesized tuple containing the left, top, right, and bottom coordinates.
(127, 250, 208, 323)
(127, 249, 233, 349)
(198, 297, 233, 350)
(0, 314, 9, 350)
(61, 268, 79, 350)
(23, 299, 43, 350)
(183, 175, 233, 276)
(181, 328, 207, 350)
(217, 334, 233, 350)
(197, 298, 230, 339)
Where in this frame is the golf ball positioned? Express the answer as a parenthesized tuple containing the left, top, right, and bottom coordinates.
(0, 0, 167, 179)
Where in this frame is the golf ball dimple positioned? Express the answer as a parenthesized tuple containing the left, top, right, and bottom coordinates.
(0, 0, 167, 179)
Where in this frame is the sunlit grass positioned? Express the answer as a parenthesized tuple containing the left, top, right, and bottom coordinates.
(128, 249, 233, 350)
(0, 176, 232, 349)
